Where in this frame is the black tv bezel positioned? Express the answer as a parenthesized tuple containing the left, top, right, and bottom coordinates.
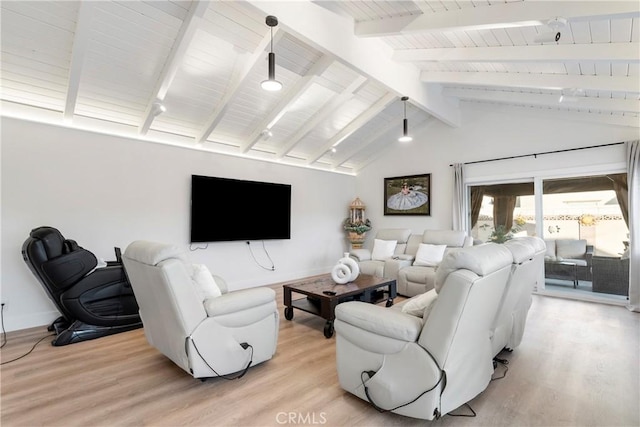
(190, 175, 291, 243)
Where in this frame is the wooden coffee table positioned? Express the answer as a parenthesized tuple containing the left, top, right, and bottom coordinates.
(282, 273, 396, 338)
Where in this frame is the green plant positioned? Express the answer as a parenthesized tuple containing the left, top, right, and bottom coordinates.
(343, 218, 372, 234)
(488, 224, 520, 243)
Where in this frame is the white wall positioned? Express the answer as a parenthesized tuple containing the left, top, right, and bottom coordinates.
(3, 106, 637, 332)
(1, 117, 356, 332)
(355, 103, 636, 245)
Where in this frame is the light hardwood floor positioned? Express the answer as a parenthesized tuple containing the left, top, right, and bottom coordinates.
(1, 287, 638, 427)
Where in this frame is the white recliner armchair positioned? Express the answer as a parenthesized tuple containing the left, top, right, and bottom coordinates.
(122, 241, 279, 379)
(334, 243, 513, 420)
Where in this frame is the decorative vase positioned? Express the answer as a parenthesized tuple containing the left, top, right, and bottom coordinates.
(348, 231, 366, 249)
(331, 252, 360, 284)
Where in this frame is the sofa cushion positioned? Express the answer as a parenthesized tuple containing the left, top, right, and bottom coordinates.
(423, 230, 467, 247)
(544, 239, 556, 258)
(401, 290, 438, 318)
(401, 265, 437, 284)
(503, 239, 535, 264)
(124, 240, 194, 276)
(376, 228, 412, 244)
(556, 239, 587, 260)
(434, 243, 512, 293)
(413, 243, 446, 267)
(371, 239, 397, 261)
(192, 264, 222, 301)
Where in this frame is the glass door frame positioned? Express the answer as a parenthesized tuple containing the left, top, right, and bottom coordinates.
(465, 164, 627, 305)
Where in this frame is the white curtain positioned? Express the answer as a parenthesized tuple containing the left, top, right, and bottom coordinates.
(452, 163, 466, 232)
(627, 141, 639, 312)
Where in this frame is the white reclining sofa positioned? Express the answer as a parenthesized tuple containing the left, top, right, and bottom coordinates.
(334, 243, 513, 420)
(348, 228, 413, 280)
(349, 229, 473, 297)
(490, 236, 546, 356)
(397, 230, 473, 297)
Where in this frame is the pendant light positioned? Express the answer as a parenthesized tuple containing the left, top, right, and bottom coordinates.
(398, 96, 412, 142)
(261, 15, 282, 92)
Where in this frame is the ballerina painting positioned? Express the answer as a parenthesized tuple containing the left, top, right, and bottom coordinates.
(384, 174, 431, 215)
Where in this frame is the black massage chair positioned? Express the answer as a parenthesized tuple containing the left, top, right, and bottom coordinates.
(22, 226, 142, 346)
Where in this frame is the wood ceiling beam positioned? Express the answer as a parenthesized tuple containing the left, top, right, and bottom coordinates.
(276, 75, 368, 159)
(240, 55, 334, 153)
(356, 1, 640, 37)
(330, 117, 399, 169)
(196, 28, 283, 144)
(247, 0, 461, 128)
(64, 1, 95, 122)
(422, 72, 640, 93)
(443, 87, 640, 114)
(469, 101, 639, 128)
(351, 119, 437, 174)
(139, 0, 209, 135)
(394, 43, 640, 63)
(306, 92, 396, 165)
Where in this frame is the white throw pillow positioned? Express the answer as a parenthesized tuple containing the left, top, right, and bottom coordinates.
(401, 290, 438, 319)
(192, 264, 222, 301)
(413, 243, 447, 267)
(371, 239, 397, 261)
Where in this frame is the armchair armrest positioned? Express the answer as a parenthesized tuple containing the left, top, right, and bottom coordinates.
(335, 302, 423, 342)
(586, 245, 594, 265)
(204, 287, 275, 317)
(349, 249, 371, 262)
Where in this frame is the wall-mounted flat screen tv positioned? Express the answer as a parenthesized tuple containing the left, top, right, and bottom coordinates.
(190, 175, 291, 243)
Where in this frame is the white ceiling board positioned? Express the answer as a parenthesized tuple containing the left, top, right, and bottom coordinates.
(247, 0, 461, 127)
(2, 0, 638, 177)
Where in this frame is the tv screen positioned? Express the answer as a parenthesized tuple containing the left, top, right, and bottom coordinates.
(190, 175, 291, 243)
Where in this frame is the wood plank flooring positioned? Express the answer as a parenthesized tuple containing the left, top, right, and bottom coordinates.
(1, 286, 638, 427)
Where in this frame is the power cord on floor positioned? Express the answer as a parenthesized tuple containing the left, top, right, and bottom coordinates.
(0, 303, 6, 349)
(1, 333, 55, 365)
(446, 402, 477, 417)
(189, 338, 254, 380)
(491, 356, 509, 381)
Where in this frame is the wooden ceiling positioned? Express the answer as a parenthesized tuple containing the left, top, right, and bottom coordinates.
(1, 1, 638, 174)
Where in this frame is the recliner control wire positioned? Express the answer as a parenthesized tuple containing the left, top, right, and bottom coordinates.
(187, 337, 253, 381)
(360, 344, 446, 414)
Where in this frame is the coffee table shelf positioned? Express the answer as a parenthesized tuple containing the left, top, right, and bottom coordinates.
(282, 274, 396, 338)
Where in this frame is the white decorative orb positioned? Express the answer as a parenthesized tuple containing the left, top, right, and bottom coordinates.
(331, 263, 351, 284)
(339, 252, 359, 281)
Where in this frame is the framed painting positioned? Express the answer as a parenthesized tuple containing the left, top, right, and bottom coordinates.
(384, 173, 431, 216)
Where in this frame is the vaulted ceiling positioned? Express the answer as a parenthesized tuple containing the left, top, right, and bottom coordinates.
(1, 1, 638, 175)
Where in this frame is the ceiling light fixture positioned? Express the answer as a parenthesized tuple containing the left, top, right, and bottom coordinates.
(398, 96, 412, 142)
(261, 15, 282, 92)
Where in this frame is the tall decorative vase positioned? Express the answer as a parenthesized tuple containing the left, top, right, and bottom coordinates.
(348, 231, 366, 249)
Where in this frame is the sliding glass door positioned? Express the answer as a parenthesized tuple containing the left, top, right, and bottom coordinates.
(542, 174, 629, 300)
(469, 172, 629, 302)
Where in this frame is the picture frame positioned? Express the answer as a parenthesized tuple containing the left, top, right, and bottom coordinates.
(384, 173, 431, 216)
